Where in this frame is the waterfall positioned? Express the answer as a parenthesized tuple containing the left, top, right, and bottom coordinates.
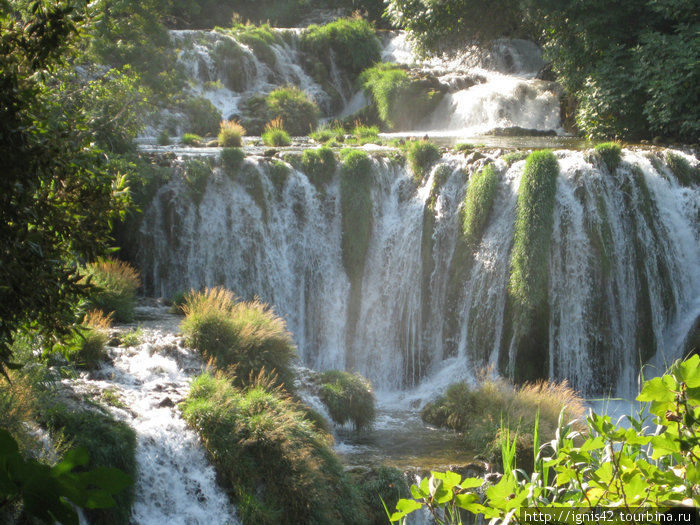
(136, 148, 700, 397)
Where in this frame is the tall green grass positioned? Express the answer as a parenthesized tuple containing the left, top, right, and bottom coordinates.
(181, 287, 297, 392)
(317, 370, 375, 431)
(82, 259, 140, 323)
(218, 120, 245, 147)
(406, 140, 440, 181)
(462, 164, 498, 248)
(181, 371, 366, 525)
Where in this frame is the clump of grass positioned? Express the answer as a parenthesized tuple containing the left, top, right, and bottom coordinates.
(183, 158, 214, 204)
(454, 143, 475, 152)
(508, 150, 559, 382)
(221, 147, 245, 177)
(265, 87, 319, 136)
(502, 150, 529, 166)
(182, 133, 203, 146)
(594, 141, 622, 172)
(262, 117, 291, 147)
(421, 375, 585, 469)
(339, 150, 374, 283)
(120, 326, 143, 347)
(168, 290, 188, 314)
(181, 287, 297, 392)
(350, 123, 379, 144)
(218, 120, 245, 147)
(317, 370, 375, 431)
(666, 151, 698, 186)
(301, 146, 336, 187)
(310, 123, 345, 144)
(462, 163, 499, 248)
(181, 371, 365, 525)
(64, 310, 112, 370)
(82, 259, 140, 323)
(43, 404, 137, 525)
(407, 140, 441, 181)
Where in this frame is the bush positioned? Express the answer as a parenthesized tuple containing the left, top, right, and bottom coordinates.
(265, 87, 319, 136)
(182, 133, 202, 146)
(407, 140, 441, 181)
(301, 18, 381, 77)
(340, 150, 374, 283)
(221, 147, 245, 176)
(182, 96, 222, 136)
(507, 150, 558, 383)
(356, 466, 410, 525)
(262, 117, 291, 147)
(218, 120, 245, 147)
(44, 405, 137, 525)
(181, 287, 298, 392)
(462, 163, 499, 248)
(594, 141, 622, 172)
(82, 259, 140, 323)
(181, 371, 365, 525)
(64, 310, 112, 370)
(301, 146, 336, 187)
(311, 123, 346, 144)
(317, 370, 375, 431)
(501, 150, 529, 166)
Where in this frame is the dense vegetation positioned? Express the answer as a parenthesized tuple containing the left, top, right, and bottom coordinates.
(317, 370, 376, 431)
(461, 164, 499, 248)
(387, 0, 700, 142)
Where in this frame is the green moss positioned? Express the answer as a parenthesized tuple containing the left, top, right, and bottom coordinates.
(406, 140, 441, 182)
(301, 18, 380, 77)
(454, 142, 475, 153)
(266, 87, 319, 136)
(212, 37, 248, 91)
(462, 163, 499, 248)
(267, 160, 290, 194)
(666, 151, 699, 187)
(501, 150, 529, 166)
(508, 150, 559, 383)
(181, 372, 366, 525)
(317, 370, 375, 431)
(44, 406, 137, 525)
(232, 23, 281, 66)
(593, 142, 622, 172)
(339, 150, 374, 283)
(427, 164, 452, 212)
(181, 288, 297, 392)
(183, 158, 214, 204)
(311, 124, 346, 144)
(302, 147, 337, 188)
(221, 147, 245, 177)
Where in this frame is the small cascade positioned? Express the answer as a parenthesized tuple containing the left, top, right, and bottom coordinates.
(136, 148, 700, 397)
(73, 311, 239, 524)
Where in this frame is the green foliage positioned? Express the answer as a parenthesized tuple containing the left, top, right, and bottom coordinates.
(501, 150, 529, 166)
(82, 259, 141, 323)
(181, 287, 298, 392)
(462, 164, 498, 248)
(311, 123, 346, 144)
(666, 152, 699, 187)
(64, 327, 108, 371)
(340, 150, 374, 282)
(454, 143, 475, 153)
(302, 147, 337, 187)
(265, 87, 320, 136)
(317, 370, 376, 431)
(350, 124, 380, 144)
(182, 96, 222, 136)
(43, 406, 137, 525)
(301, 18, 381, 77)
(182, 133, 203, 146)
(221, 147, 245, 176)
(507, 150, 558, 382)
(392, 355, 700, 523)
(0, 1, 130, 375)
(181, 371, 366, 525)
(120, 326, 143, 347)
(360, 64, 443, 130)
(218, 120, 245, 147)
(0, 428, 132, 525)
(231, 23, 281, 66)
(262, 118, 292, 147)
(406, 140, 441, 181)
(593, 142, 622, 172)
(183, 158, 214, 204)
(355, 466, 409, 525)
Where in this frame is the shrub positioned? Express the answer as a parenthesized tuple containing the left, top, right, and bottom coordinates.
(666, 151, 698, 187)
(181, 287, 298, 392)
(221, 147, 245, 176)
(82, 259, 140, 323)
(421, 375, 584, 468)
(265, 87, 319, 136)
(340, 150, 374, 283)
(406, 140, 441, 181)
(594, 141, 622, 172)
(182, 133, 202, 146)
(262, 117, 291, 147)
(351, 124, 380, 144)
(507, 150, 558, 383)
(44, 405, 137, 525)
(356, 466, 409, 525)
(181, 371, 365, 525)
(218, 120, 245, 147)
(301, 18, 381, 77)
(301, 146, 336, 187)
(157, 130, 171, 145)
(317, 370, 376, 431)
(310, 123, 346, 144)
(462, 163, 499, 248)
(64, 310, 112, 370)
(501, 150, 529, 166)
(182, 96, 221, 136)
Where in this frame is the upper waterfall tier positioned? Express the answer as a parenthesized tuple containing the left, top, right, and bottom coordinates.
(134, 147, 700, 397)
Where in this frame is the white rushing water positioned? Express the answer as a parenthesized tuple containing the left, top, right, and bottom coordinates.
(73, 309, 239, 524)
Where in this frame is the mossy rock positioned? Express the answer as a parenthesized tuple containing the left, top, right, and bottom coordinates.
(317, 370, 375, 431)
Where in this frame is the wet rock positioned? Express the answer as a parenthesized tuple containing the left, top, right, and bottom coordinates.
(159, 397, 175, 408)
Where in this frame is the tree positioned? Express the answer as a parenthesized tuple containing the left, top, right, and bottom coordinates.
(0, 0, 130, 376)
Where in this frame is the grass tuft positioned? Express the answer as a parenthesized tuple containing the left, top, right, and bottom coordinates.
(317, 370, 376, 431)
(594, 142, 622, 172)
(265, 87, 319, 137)
(82, 259, 140, 323)
(406, 140, 441, 182)
(262, 117, 291, 147)
(301, 146, 336, 187)
(218, 120, 245, 147)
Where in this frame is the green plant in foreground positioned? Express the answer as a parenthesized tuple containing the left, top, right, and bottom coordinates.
(407, 140, 441, 181)
(390, 354, 700, 524)
(594, 142, 622, 172)
(262, 117, 291, 147)
(318, 370, 376, 431)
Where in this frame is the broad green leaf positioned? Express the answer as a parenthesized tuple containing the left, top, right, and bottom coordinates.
(679, 354, 700, 387)
(580, 436, 605, 452)
(390, 498, 422, 521)
(637, 376, 675, 403)
(459, 477, 484, 489)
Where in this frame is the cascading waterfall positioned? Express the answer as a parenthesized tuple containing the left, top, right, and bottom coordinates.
(136, 148, 700, 397)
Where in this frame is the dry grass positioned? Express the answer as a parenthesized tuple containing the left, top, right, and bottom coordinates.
(218, 119, 246, 147)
